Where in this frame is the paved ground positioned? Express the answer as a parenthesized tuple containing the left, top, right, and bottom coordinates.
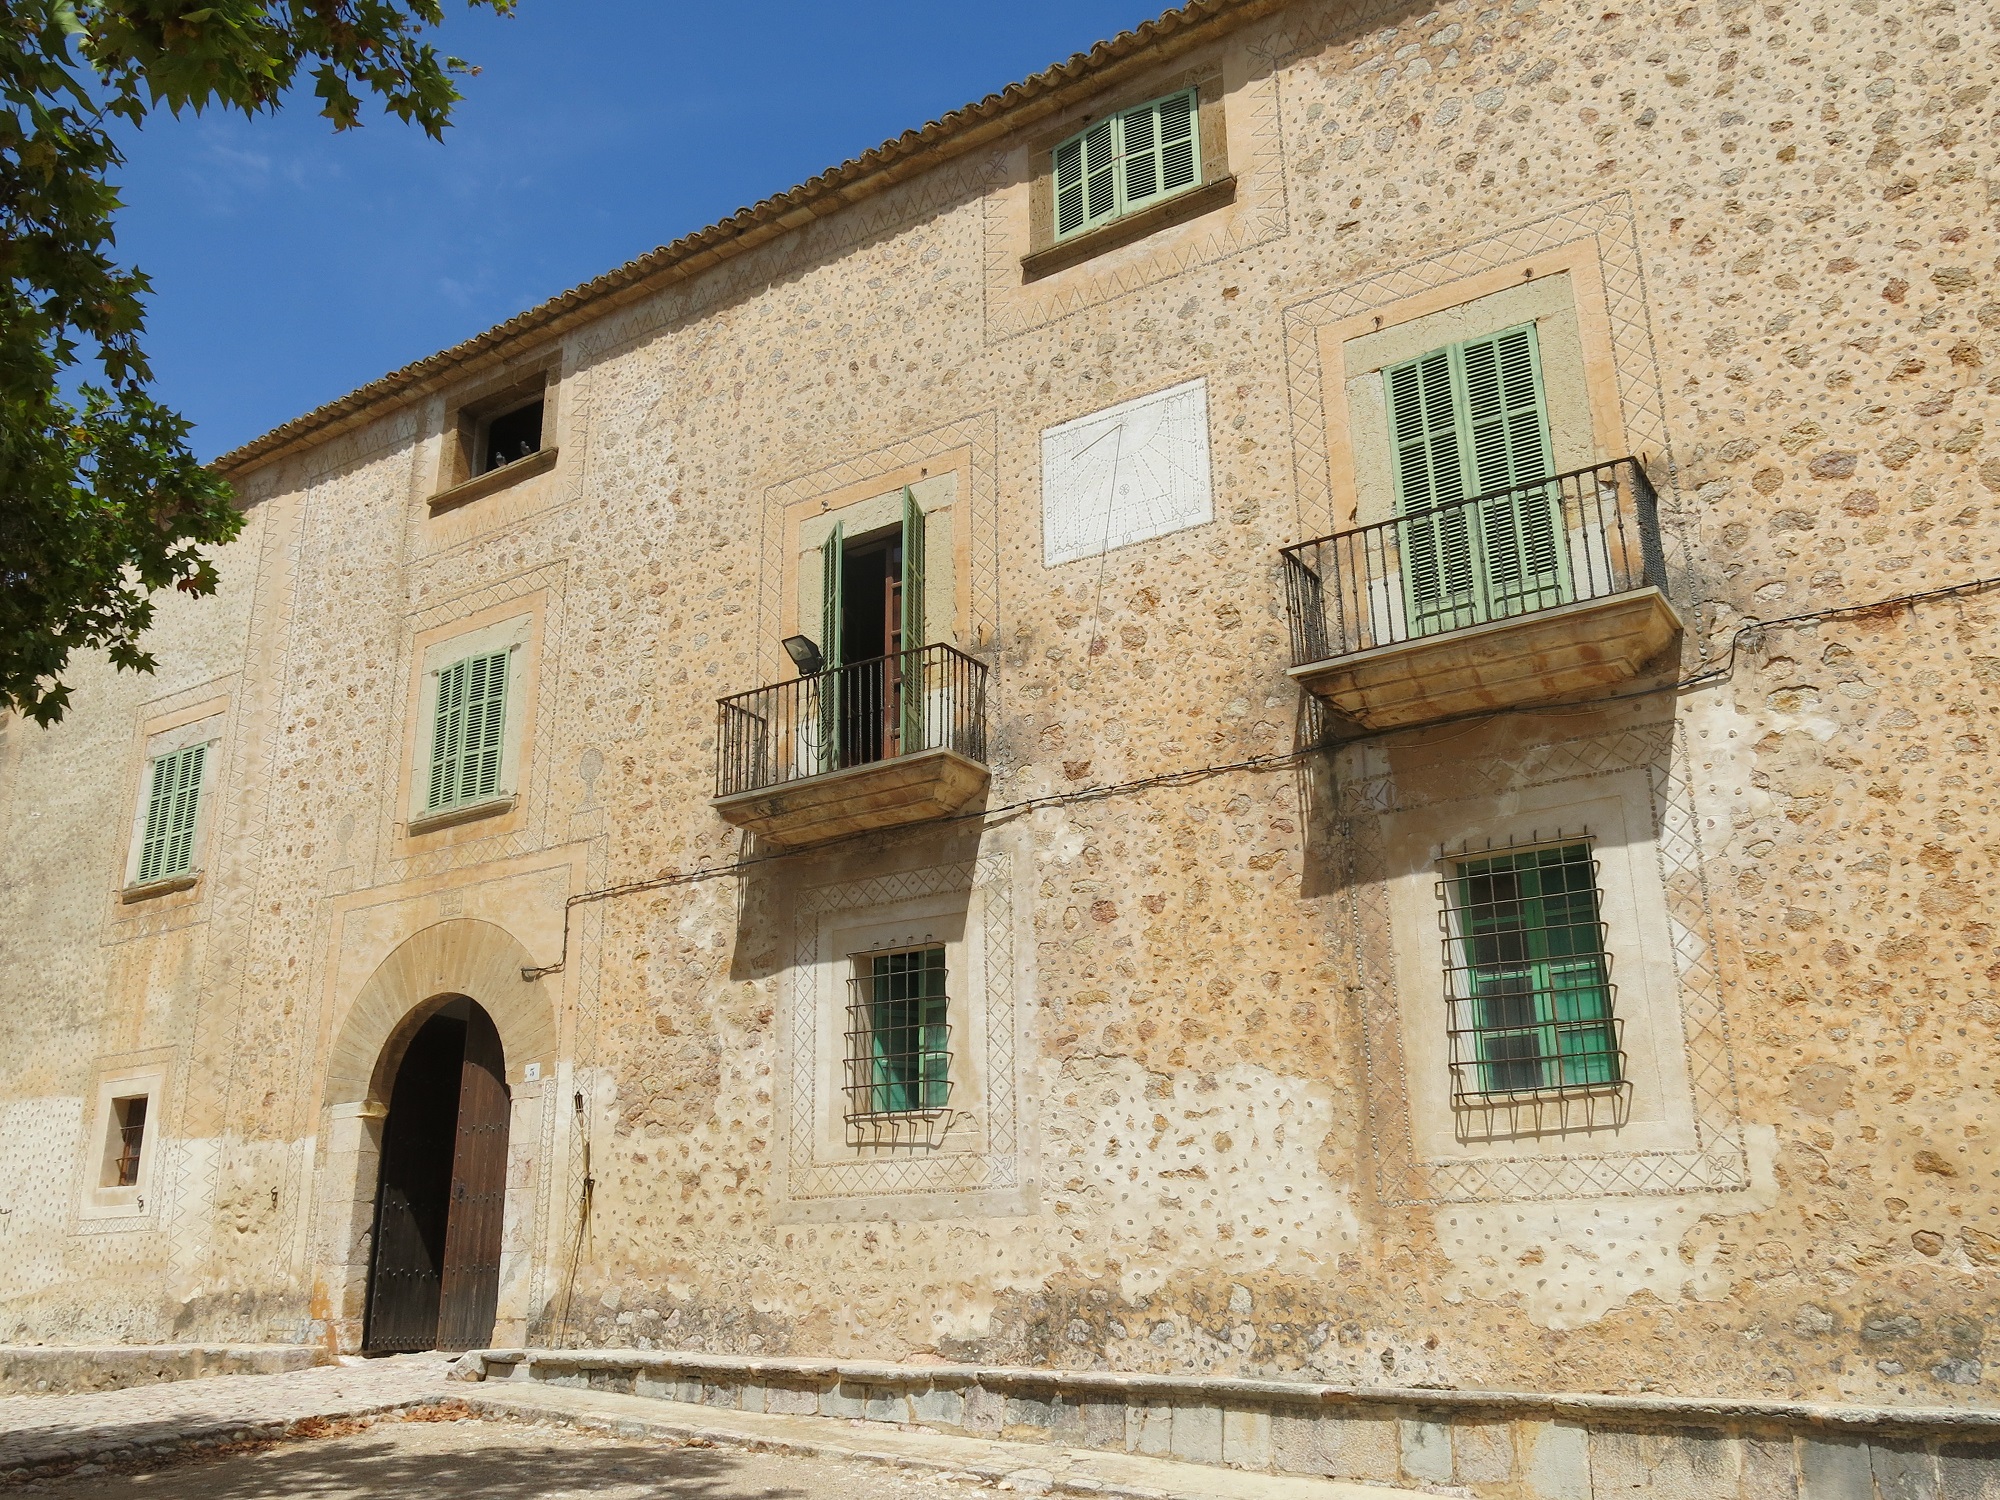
(0, 1355, 455, 1476)
(0, 1356, 1428, 1500)
(19, 1413, 973, 1498)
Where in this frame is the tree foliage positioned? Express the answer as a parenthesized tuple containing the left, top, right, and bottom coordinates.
(0, 1, 511, 724)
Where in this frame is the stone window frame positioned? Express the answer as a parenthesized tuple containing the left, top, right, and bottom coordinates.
(76, 1052, 172, 1228)
(395, 598, 544, 843)
(1338, 718, 1749, 1206)
(1385, 774, 1702, 1164)
(428, 360, 562, 514)
(1282, 196, 1679, 554)
(1019, 65, 1233, 283)
(777, 852, 1029, 1222)
(1317, 248, 1631, 536)
(117, 698, 228, 905)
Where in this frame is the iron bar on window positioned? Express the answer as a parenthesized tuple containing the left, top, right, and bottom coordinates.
(1436, 836, 1627, 1105)
(843, 948, 952, 1127)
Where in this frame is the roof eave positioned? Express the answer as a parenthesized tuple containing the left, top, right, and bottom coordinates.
(210, 0, 1296, 482)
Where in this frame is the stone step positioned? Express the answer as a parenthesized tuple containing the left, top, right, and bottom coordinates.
(463, 1381, 1435, 1500)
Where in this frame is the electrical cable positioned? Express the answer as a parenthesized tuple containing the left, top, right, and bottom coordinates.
(518, 569, 2000, 981)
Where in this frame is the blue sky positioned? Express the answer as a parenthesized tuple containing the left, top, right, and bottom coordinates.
(109, 2, 1172, 460)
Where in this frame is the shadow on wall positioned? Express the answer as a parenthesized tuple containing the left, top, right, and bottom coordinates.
(726, 820, 989, 988)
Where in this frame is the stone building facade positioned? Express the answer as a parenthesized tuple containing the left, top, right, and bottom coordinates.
(1, 0, 1996, 1423)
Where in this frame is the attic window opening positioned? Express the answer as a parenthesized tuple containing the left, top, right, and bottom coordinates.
(483, 399, 544, 473)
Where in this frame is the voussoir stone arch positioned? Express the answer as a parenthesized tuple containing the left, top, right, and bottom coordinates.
(325, 918, 556, 1109)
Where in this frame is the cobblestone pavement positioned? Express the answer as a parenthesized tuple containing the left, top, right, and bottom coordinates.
(21, 1413, 973, 1498)
(0, 1354, 456, 1475)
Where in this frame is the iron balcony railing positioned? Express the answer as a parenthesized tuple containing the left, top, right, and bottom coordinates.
(715, 642, 989, 799)
(1280, 456, 1668, 667)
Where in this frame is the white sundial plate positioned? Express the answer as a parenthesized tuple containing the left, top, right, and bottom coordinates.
(1040, 376, 1213, 567)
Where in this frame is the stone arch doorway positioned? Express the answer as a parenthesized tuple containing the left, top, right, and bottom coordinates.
(315, 919, 557, 1355)
(363, 996, 510, 1354)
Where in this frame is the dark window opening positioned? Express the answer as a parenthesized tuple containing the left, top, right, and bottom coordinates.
(836, 533, 904, 767)
(482, 400, 544, 474)
(108, 1095, 147, 1187)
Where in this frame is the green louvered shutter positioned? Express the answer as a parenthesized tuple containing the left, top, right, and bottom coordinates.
(138, 743, 206, 883)
(1462, 325, 1561, 616)
(1053, 89, 1199, 241)
(1121, 88, 1199, 212)
(817, 523, 844, 772)
(1388, 349, 1477, 635)
(898, 488, 926, 753)
(1387, 324, 1562, 635)
(428, 651, 509, 811)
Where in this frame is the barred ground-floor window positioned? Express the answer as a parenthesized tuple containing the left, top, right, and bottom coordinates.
(1440, 838, 1624, 1101)
(845, 946, 951, 1121)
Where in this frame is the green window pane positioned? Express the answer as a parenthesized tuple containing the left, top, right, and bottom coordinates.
(861, 947, 949, 1115)
(1387, 324, 1565, 635)
(1451, 843, 1619, 1095)
(1052, 89, 1201, 241)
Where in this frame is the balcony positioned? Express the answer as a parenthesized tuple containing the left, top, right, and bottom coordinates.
(1280, 457, 1681, 733)
(713, 644, 989, 848)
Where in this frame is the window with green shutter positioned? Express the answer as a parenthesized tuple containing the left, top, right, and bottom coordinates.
(1053, 88, 1201, 241)
(136, 744, 207, 884)
(427, 650, 510, 812)
(1386, 324, 1566, 636)
(1443, 842, 1622, 1099)
(845, 947, 951, 1119)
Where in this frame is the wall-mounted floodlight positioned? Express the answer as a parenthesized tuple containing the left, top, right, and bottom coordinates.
(782, 635, 824, 677)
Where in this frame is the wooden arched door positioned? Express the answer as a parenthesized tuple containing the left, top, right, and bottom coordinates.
(363, 999, 510, 1353)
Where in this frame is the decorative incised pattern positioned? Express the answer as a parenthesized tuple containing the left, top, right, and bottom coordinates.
(1339, 720, 1749, 1205)
(784, 856, 1018, 1201)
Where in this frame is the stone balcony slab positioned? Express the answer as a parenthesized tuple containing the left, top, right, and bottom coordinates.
(711, 746, 988, 849)
(1289, 586, 1682, 732)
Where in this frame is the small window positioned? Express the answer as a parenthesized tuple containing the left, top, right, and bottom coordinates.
(1053, 88, 1200, 241)
(103, 1094, 148, 1188)
(136, 744, 205, 884)
(427, 651, 509, 813)
(481, 398, 544, 474)
(844, 947, 951, 1120)
(1441, 841, 1624, 1100)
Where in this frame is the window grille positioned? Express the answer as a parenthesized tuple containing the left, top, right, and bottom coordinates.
(844, 947, 951, 1123)
(1438, 837, 1625, 1102)
(137, 743, 206, 884)
(427, 651, 509, 812)
(1053, 88, 1200, 240)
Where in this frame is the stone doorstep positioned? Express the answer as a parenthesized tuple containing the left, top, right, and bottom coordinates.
(461, 1382, 1430, 1500)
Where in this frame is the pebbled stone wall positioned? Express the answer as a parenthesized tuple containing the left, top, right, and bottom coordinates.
(0, 0, 1994, 1423)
